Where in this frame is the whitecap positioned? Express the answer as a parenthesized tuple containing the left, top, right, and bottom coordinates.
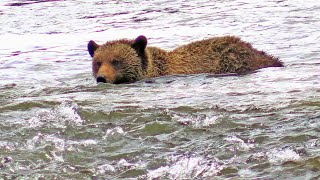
(173, 113, 221, 128)
(267, 148, 300, 164)
(27, 100, 84, 128)
(225, 135, 254, 151)
(147, 155, 224, 179)
(103, 126, 126, 139)
(96, 164, 116, 174)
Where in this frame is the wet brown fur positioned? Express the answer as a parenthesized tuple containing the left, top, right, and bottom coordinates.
(166, 36, 282, 74)
(88, 35, 283, 84)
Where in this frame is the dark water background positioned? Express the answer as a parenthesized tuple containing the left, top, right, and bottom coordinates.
(0, 0, 319, 179)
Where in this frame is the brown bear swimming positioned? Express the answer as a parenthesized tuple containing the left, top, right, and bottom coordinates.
(88, 35, 283, 84)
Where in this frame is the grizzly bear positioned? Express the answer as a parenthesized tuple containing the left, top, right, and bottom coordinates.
(87, 35, 283, 84)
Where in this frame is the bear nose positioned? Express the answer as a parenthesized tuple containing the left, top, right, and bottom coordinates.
(96, 76, 107, 83)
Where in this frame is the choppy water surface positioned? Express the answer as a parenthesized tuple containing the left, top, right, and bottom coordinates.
(0, 0, 320, 179)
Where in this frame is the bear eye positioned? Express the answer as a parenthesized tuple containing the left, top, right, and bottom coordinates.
(112, 59, 121, 67)
(96, 61, 102, 67)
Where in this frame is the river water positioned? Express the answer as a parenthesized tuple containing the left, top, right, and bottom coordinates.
(0, 0, 319, 179)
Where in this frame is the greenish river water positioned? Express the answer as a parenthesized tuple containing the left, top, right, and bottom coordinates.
(0, 0, 319, 179)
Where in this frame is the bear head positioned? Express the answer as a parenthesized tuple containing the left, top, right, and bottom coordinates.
(88, 35, 149, 84)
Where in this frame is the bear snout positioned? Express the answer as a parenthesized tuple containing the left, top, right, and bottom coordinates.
(96, 75, 107, 83)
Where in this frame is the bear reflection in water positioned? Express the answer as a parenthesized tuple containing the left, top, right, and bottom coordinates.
(88, 35, 283, 84)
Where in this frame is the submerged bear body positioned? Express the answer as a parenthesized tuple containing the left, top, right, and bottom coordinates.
(88, 35, 283, 84)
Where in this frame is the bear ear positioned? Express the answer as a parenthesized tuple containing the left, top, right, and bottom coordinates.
(88, 40, 100, 57)
(132, 35, 147, 55)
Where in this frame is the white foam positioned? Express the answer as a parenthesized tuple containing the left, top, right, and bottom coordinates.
(147, 155, 224, 179)
(225, 135, 254, 151)
(0, 141, 17, 151)
(96, 164, 116, 174)
(27, 100, 84, 128)
(55, 101, 83, 125)
(174, 113, 221, 128)
(267, 148, 300, 164)
(103, 127, 126, 139)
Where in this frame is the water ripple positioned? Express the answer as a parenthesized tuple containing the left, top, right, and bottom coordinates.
(1, 0, 320, 179)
